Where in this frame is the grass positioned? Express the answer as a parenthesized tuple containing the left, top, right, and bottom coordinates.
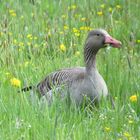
(0, 0, 140, 139)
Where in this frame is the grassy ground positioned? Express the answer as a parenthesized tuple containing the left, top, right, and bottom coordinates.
(0, 0, 140, 139)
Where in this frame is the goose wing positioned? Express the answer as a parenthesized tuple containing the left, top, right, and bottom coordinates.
(37, 67, 86, 95)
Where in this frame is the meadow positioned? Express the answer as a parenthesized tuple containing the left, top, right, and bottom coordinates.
(0, 0, 140, 139)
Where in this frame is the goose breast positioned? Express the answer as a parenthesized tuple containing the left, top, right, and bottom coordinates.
(69, 69, 108, 105)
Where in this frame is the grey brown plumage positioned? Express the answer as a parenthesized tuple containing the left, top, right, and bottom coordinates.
(21, 29, 122, 105)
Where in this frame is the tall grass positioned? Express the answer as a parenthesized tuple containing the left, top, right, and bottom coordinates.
(0, 0, 140, 139)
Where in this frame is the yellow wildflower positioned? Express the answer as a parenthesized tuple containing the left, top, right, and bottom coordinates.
(27, 42, 31, 46)
(104, 127, 111, 132)
(8, 32, 12, 36)
(73, 28, 79, 33)
(34, 36, 37, 40)
(11, 13, 16, 17)
(59, 31, 64, 35)
(81, 17, 86, 21)
(19, 42, 24, 47)
(75, 33, 80, 37)
(9, 10, 15, 14)
(109, 7, 113, 13)
(27, 34, 33, 40)
(13, 39, 17, 44)
(136, 40, 140, 43)
(75, 51, 80, 56)
(10, 78, 21, 87)
(71, 5, 77, 9)
(24, 61, 29, 67)
(80, 26, 85, 30)
(18, 48, 22, 52)
(97, 11, 103, 16)
(129, 95, 137, 102)
(85, 26, 92, 31)
(61, 15, 66, 19)
(128, 120, 133, 124)
(79, 26, 91, 31)
(0, 32, 4, 37)
(100, 4, 105, 9)
(116, 5, 121, 9)
(34, 44, 38, 48)
(59, 44, 66, 52)
(9, 10, 16, 17)
(124, 132, 131, 138)
(64, 25, 69, 30)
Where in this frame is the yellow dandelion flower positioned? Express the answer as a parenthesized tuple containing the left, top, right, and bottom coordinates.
(104, 127, 111, 132)
(100, 4, 105, 8)
(18, 48, 22, 52)
(75, 51, 80, 56)
(59, 31, 64, 35)
(27, 34, 33, 40)
(34, 36, 37, 40)
(73, 28, 79, 33)
(62, 15, 66, 19)
(10, 78, 21, 87)
(27, 42, 31, 46)
(85, 26, 92, 31)
(9, 10, 15, 14)
(19, 42, 24, 47)
(34, 44, 38, 48)
(124, 132, 131, 138)
(80, 26, 85, 30)
(136, 40, 140, 43)
(97, 11, 103, 16)
(71, 5, 77, 9)
(116, 5, 121, 9)
(75, 33, 80, 37)
(59, 44, 66, 52)
(13, 39, 17, 45)
(11, 12, 16, 17)
(24, 61, 29, 67)
(0, 32, 4, 37)
(9, 10, 16, 17)
(81, 17, 86, 21)
(64, 25, 69, 30)
(109, 7, 113, 13)
(8, 32, 12, 36)
(130, 95, 137, 102)
(128, 120, 133, 124)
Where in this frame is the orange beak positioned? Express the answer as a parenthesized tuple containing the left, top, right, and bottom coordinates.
(105, 35, 122, 48)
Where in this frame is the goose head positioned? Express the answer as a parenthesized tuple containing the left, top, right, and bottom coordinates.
(85, 29, 122, 53)
(84, 29, 122, 70)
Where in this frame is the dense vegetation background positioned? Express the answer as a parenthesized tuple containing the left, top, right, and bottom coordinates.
(0, 0, 140, 139)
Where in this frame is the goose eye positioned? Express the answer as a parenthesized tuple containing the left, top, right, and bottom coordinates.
(96, 34, 100, 36)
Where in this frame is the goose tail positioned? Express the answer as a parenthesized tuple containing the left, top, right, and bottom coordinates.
(18, 85, 33, 93)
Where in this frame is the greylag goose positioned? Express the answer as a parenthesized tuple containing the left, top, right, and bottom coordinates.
(21, 29, 122, 106)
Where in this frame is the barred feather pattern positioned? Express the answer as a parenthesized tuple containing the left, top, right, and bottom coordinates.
(37, 67, 86, 96)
